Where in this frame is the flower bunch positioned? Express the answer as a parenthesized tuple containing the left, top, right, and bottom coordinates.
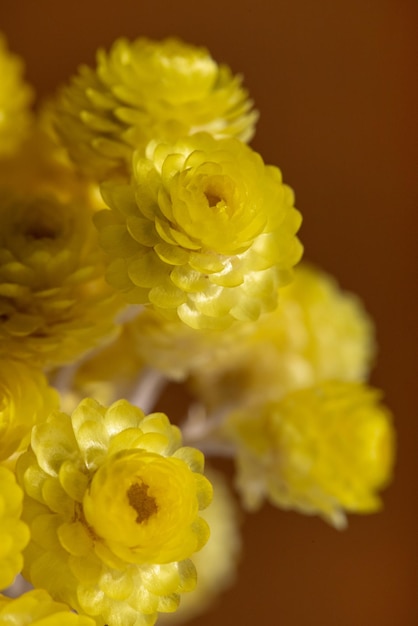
(0, 32, 394, 625)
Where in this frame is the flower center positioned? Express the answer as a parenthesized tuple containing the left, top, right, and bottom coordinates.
(127, 482, 158, 523)
(204, 191, 222, 208)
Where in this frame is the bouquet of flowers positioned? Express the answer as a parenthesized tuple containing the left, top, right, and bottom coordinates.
(0, 34, 394, 626)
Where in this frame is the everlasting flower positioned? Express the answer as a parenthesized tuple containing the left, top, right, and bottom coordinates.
(52, 37, 258, 180)
(0, 34, 33, 157)
(0, 187, 122, 367)
(0, 589, 96, 625)
(228, 381, 395, 528)
(17, 399, 213, 626)
(0, 466, 30, 589)
(0, 359, 59, 463)
(95, 133, 302, 329)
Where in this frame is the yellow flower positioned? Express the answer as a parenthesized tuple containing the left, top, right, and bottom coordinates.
(0, 34, 33, 157)
(0, 466, 30, 589)
(0, 359, 59, 463)
(17, 399, 212, 626)
(95, 133, 302, 329)
(0, 589, 96, 625)
(159, 469, 241, 625)
(52, 37, 258, 180)
(228, 381, 395, 528)
(0, 187, 122, 367)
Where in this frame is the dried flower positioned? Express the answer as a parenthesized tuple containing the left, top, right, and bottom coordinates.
(18, 399, 212, 626)
(228, 381, 395, 528)
(95, 132, 302, 329)
(0, 188, 122, 367)
(52, 37, 258, 180)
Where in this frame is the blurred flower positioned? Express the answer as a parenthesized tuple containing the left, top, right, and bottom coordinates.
(0, 466, 30, 590)
(17, 399, 213, 626)
(0, 187, 122, 367)
(160, 468, 241, 624)
(0, 359, 59, 463)
(95, 132, 302, 329)
(0, 589, 96, 625)
(228, 381, 395, 528)
(190, 263, 376, 407)
(0, 34, 33, 157)
(52, 37, 258, 180)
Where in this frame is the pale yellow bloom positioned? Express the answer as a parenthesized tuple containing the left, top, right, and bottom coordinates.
(95, 133, 302, 329)
(52, 37, 258, 179)
(0, 187, 122, 367)
(0, 466, 30, 590)
(0, 359, 59, 462)
(228, 381, 395, 528)
(17, 399, 212, 626)
(0, 589, 96, 625)
(0, 34, 33, 157)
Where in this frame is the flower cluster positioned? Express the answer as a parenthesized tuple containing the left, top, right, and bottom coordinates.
(0, 31, 394, 625)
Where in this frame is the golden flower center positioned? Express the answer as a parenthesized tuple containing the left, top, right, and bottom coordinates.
(127, 481, 158, 523)
(204, 191, 222, 208)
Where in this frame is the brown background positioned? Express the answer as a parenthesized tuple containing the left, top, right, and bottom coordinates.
(1, 1, 417, 624)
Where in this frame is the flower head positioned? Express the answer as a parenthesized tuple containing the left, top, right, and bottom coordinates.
(0, 466, 30, 589)
(0, 589, 96, 625)
(52, 37, 258, 180)
(228, 381, 395, 528)
(0, 187, 122, 367)
(18, 399, 212, 625)
(0, 34, 33, 157)
(96, 133, 302, 329)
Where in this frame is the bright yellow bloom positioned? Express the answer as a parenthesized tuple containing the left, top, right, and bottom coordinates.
(0, 466, 30, 589)
(52, 37, 258, 180)
(17, 399, 212, 626)
(228, 381, 395, 528)
(159, 469, 241, 625)
(0, 187, 122, 367)
(0, 359, 59, 462)
(0, 589, 96, 625)
(95, 133, 302, 329)
(0, 34, 33, 157)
